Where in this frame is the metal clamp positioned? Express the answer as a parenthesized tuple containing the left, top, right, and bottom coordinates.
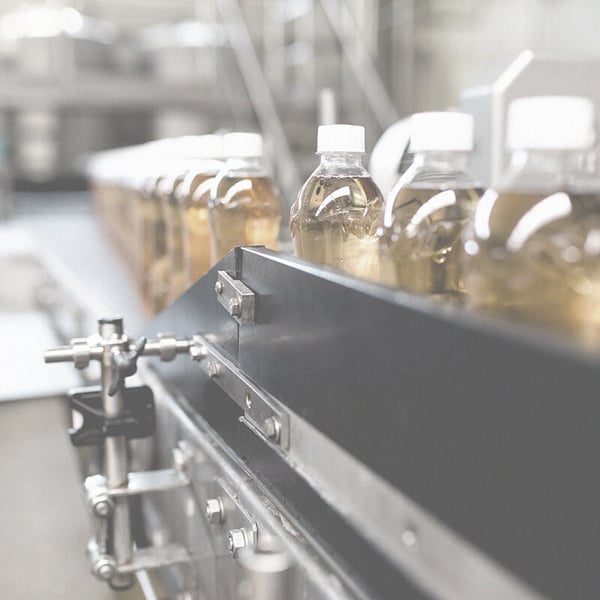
(68, 385, 155, 447)
(214, 270, 255, 325)
(85, 467, 189, 504)
(194, 336, 289, 449)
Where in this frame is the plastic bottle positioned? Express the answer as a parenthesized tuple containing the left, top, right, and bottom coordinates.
(177, 134, 224, 287)
(378, 112, 482, 300)
(208, 132, 281, 265)
(463, 95, 600, 345)
(289, 124, 383, 280)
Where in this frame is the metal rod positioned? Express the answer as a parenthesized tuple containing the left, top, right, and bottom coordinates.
(99, 318, 133, 590)
(43, 347, 76, 363)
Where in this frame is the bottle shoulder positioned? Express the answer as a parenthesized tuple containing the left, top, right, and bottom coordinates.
(211, 172, 281, 212)
(291, 174, 383, 223)
(391, 162, 481, 192)
(468, 187, 600, 254)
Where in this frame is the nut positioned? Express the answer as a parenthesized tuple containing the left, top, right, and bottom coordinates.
(229, 298, 241, 316)
(207, 362, 221, 378)
(228, 528, 247, 557)
(263, 417, 281, 443)
(205, 497, 224, 524)
(92, 557, 116, 581)
(189, 343, 206, 362)
(91, 494, 113, 517)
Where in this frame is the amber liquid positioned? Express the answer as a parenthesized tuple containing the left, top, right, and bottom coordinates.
(379, 186, 481, 299)
(209, 175, 281, 265)
(464, 191, 600, 346)
(150, 176, 185, 313)
(165, 196, 186, 304)
(181, 173, 214, 286)
(138, 185, 166, 316)
(290, 176, 383, 281)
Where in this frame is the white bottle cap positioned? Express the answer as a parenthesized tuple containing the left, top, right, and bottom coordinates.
(176, 134, 224, 159)
(409, 112, 474, 152)
(317, 124, 365, 153)
(506, 96, 595, 150)
(223, 132, 263, 158)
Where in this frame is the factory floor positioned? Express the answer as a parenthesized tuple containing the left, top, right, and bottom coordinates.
(0, 397, 144, 600)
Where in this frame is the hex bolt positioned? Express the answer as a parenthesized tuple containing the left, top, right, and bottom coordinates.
(228, 528, 248, 558)
(92, 557, 116, 581)
(229, 297, 241, 316)
(205, 497, 225, 524)
(263, 416, 281, 443)
(207, 362, 221, 378)
(91, 494, 113, 518)
(215, 281, 224, 294)
(189, 343, 206, 362)
(173, 440, 194, 473)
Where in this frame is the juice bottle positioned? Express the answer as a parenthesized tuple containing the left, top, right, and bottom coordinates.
(209, 132, 281, 265)
(289, 124, 383, 280)
(176, 135, 223, 287)
(378, 112, 482, 300)
(463, 96, 600, 346)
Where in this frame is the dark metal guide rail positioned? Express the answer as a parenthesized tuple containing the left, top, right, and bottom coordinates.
(144, 246, 600, 600)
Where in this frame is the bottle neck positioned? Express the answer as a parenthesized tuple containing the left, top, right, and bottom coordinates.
(223, 156, 265, 176)
(396, 150, 477, 190)
(503, 148, 592, 191)
(315, 152, 368, 177)
(411, 151, 470, 172)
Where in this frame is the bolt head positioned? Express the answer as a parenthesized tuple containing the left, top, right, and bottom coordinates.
(91, 495, 113, 517)
(207, 362, 221, 378)
(215, 281, 224, 294)
(401, 528, 418, 549)
(189, 343, 206, 361)
(228, 529, 247, 557)
(229, 297, 241, 316)
(263, 416, 281, 442)
(205, 497, 224, 524)
(93, 557, 115, 581)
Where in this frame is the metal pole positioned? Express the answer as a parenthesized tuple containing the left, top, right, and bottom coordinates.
(99, 317, 133, 590)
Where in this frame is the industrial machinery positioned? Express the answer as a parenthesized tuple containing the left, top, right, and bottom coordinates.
(44, 246, 600, 600)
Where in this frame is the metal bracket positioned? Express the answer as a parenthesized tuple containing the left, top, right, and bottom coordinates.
(116, 545, 192, 574)
(85, 468, 189, 504)
(214, 270, 255, 325)
(88, 539, 192, 580)
(196, 337, 289, 449)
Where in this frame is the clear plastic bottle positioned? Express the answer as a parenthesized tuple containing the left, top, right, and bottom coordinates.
(463, 95, 600, 346)
(378, 112, 482, 300)
(289, 124, 383, 280)
(209, 132, 281, 265)
(152, 159, 188, 313)
(178, 135, 224, 287)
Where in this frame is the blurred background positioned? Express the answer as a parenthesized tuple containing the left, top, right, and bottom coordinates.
(0, 0, 599, 210)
